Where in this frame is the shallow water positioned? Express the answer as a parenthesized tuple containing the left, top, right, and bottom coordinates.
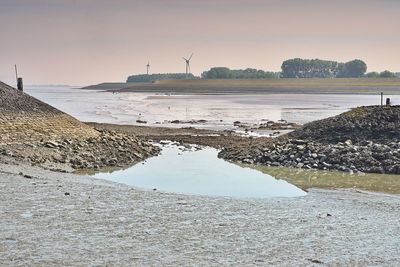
(252, 165, 400, 194)
(92, 144, 306, 198)
(25, 86, 400, 131)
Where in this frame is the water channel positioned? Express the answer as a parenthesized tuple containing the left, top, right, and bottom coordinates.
(93, 143, 307, 198)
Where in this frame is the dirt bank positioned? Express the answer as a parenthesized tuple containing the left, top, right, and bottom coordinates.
(1, 160, 399, 266)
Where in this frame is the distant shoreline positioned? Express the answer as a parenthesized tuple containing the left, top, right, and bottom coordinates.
(81, 78, 400, 95)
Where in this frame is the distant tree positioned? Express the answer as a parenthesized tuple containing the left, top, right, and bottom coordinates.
(202, 67, 233, 79)
(201, 67, 279, 79)
(379, 70, 396, 78)
(366, 72, 380, 78)
(127, 73, 195, 82)
(281, 58, 340, 78)
(339, 59, 367, 78)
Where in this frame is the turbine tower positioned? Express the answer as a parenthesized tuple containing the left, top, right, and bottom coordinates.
(146, 61, 150, 75)
(182, 53, 193, 79)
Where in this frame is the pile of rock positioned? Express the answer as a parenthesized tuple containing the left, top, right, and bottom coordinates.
(0, 129, 160, 171)
(288, 105, 400, 145)
(220, 139, 400, 174)
(220, 106, 400, 174)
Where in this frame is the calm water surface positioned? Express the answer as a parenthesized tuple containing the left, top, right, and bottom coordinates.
(25, 86, 400, 129)
(93, 143, 307, 198)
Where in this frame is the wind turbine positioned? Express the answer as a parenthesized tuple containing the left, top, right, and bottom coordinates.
(146, 61, 150, 75)
(182, 53, 193, 78)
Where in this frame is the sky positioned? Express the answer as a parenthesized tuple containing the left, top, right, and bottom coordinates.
(0, 0, 399, 86)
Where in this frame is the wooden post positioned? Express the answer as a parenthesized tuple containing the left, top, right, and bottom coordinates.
(17, 78, 23, 91)
(15, 64, 18, 83)
(381, 92, 383, 106)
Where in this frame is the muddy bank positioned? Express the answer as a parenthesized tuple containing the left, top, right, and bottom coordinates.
(1, 161, 400, 266)
(87, 122, 273, 150)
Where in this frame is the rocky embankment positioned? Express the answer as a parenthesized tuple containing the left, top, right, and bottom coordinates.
(220, 106, 400, 174)
(0, 81, 99, 143)
(0, 82, 159, 171)
(0, 129, 160, 172)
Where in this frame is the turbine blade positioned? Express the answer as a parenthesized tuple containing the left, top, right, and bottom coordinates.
(189, 53, 193, 60)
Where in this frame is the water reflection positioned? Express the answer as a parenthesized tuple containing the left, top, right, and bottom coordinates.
(251, 165, 400, 195)
(93, 144, 306, 198)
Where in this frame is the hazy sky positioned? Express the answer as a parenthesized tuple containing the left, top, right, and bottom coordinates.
(1, 0, 399, 85)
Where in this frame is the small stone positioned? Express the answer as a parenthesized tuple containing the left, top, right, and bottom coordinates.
(297, 163, 304, 168)
(344, 139, 353, 146)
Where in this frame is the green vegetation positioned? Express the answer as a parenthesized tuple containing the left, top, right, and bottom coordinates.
(379, 70, 397, 78)
(338, 59, 367, 78)
(366, 70, 397, 78)
(281, 58, 367, 78)
(125, 58, 397, 83)
(281, 58, 340, 78)
(201, 67, 279, 79)
(126, 73, 196, 82)
(84, 78, 400, 95)
(366, 72, 380, 78)
(154, 78, 400, 88)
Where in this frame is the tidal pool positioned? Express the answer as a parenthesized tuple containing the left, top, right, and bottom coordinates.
(93, 143, 306, 198)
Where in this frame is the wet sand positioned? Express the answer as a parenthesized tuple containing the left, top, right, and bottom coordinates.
(1, 158, 399, 266)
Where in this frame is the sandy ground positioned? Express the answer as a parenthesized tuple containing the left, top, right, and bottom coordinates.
(1, 158, 399, 266)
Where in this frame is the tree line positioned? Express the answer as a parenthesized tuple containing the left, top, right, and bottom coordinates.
(126, 73, 195, 82)
(201, 68, 279, 79)
(127, 59, 398, 82)
(280, 58, 368, 78)
(366, 70, 399, 78)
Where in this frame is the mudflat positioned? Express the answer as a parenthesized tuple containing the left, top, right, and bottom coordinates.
(1, 159, 399, 266)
